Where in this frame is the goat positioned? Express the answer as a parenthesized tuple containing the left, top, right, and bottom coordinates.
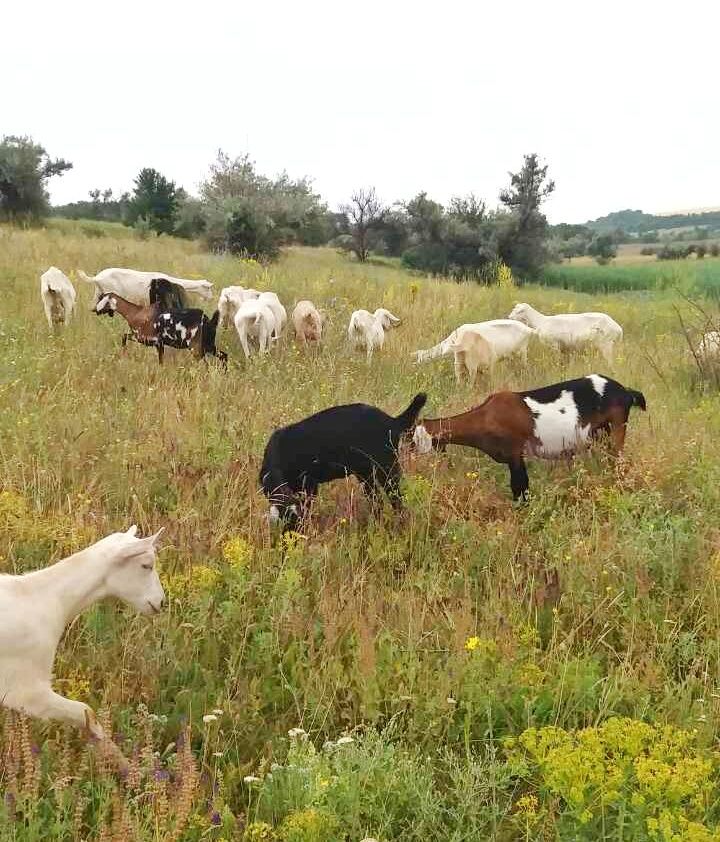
(233, 300, 276, 357)
(94, 292, 226, 365)
(148, 277, 188, 310)
(40, 267, 76, 329)
(0, 526, 164, 760)
(413, 375, 646, 500)
(292, 300, 323, 345)
(260, 393, 427, 530)
(508, 302, 623, 363)
(414, 320, 534, 380)
(78, 268, 213, 306)
(348, 308, 402, 361)
(218, 285, 261, 329)
(257, 291, 287, 339)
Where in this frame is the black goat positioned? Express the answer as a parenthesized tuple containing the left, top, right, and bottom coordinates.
(149, 278, 187, 310)
(260, 393, 428, 530)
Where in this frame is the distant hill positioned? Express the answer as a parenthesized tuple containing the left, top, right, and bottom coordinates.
(587, 208, 720, 235)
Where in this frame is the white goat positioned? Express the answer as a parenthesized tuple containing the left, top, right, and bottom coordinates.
(508, 302, 622, 363)
(233, 300, 276, 357)
(292, 300, 323, 345)
(78, 268, 213, 306)
(348, 308, 401, 361)
(414, 320, 534, 376)
(218, 285, 261, 328)
(0, 526, 164, 750)
(40, 267, 76, 329)
(257, 292, 287, 339)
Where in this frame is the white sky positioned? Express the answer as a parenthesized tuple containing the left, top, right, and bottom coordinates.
(4, 0, 718, 223)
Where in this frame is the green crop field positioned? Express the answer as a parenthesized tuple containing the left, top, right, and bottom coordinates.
(3, 222, 720, 840)
(541, 257, 720, 297)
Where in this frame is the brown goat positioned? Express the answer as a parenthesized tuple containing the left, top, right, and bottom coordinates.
(413, 374, 646, 500)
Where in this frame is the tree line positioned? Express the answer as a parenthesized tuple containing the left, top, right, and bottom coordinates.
(1, 135, 555, 281)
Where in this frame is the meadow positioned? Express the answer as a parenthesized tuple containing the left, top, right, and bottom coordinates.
(2, 222, 720, 840)
(541, 254, 720, 297)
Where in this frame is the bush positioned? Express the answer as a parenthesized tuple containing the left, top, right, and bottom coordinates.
(640, 246, 656, 256)
(657, 244, 691, 261)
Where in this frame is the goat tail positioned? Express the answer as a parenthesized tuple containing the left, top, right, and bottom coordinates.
(77, 270, 95, 284)
(395, 392, 428, 430)
(413, 334, 454, 363)
(628, 389, 647, 411)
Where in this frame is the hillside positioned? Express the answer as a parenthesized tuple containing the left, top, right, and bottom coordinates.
(2, 222, 720, 839)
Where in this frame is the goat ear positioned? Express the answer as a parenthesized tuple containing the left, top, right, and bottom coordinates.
(149, 527, 165, 547)
(125, 525, 138, 537)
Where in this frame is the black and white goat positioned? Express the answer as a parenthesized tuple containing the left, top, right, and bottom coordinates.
(413, 374, 646, 500)
(94, 291, 226, 365)
(260, 393, 427, 530)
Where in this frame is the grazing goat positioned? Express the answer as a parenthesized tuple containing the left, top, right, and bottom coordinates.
(0, 526, 164, 756)
(218, 285, 261, 328)
(508, 303, 622, 363)
(414, 320, 534, 380)
(233, 300, 276, 357)
(40, 267, 76, 329)
(348, 308, 402, 361)
(413, 375, 645, 500)
(260, 393, 427, 530)
(148, 277, 188, 310)
(257, 291, 287, 339)
(292, 300, 323, 345)
(94, 293, 226, 365)
(78, 267, 213, 306)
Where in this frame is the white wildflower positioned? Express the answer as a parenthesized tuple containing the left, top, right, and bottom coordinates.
(446, 696, 457, 705)
(212, 708, 224, 716)
(288, 727, 307, 739)
(243, 775, 262, 784)
(336, 736, 355, 746)
(202, 714, 218, 724)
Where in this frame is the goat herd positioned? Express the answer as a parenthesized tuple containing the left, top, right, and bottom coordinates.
(1, 263, 648, 760)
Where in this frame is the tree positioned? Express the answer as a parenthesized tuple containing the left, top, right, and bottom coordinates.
(125, 168, 178, 235)
(0, 135, 72, 221)
(339, 188, 385, 262)
(498, 153, 555, 278)
(199, 150, 327, 258)
(587, 234, 617, 264)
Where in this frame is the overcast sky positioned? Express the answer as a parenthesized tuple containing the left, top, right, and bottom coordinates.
(4, 0, 718, 223)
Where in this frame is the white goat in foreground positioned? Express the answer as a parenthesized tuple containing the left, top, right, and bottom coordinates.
(348, 308, 401, 361)
(0, 526, 164, 761)
(40, 267, 76, 329)
(78, 268, 213, 305)
(218, 285, 261, 328)
(508, 302, 622, 363)
(414, 320, 534, 379)
(292, 300, 324, 345)
(233, 299, 276, 357)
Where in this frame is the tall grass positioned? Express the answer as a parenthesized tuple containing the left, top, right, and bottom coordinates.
(541, 258, 720, 297)
(2, 222, 720, 839)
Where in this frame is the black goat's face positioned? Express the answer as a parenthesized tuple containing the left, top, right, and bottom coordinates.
(268, 500, 300, 530)
(94, 293, 117, 317)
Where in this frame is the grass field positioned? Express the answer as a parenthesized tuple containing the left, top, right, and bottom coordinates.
(541, 256, 720, 297)
(3, 222, 720, 840)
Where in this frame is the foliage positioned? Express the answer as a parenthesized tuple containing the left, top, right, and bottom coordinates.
(52, 188, 130, 223)
(199, 151, 327, 259)
(0, 136, 72, 222)
(125, 168, 179, 236)
(587, 233, 618, 264)
(338, 187, 385, 262)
